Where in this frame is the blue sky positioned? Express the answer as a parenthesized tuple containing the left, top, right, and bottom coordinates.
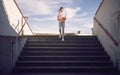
(16, 0, 101, 35)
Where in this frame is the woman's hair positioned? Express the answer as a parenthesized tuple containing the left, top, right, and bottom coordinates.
(59, 7, 64, 11)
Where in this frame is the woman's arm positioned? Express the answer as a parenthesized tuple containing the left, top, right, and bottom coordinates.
(64, 15, 66, 20)
(57, 15, 60, 21)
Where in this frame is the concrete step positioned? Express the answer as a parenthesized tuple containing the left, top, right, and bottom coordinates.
(27, 36, 98, 41)
(23, 47, 104, 52)
(25, 43, 102, 47)
(12, 73, 118, 75)
(27, 40, 100, 43)
(16, 61, 113, 67)
(21, 51, 107, 56)
(13, 66, 115, 73)
(18, 56, 110, 61)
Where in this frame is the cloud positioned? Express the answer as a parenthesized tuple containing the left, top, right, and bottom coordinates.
(79, 12, 88, 17)
(16, 0, 94, 34)
(16, 0, 76, 16)
(51, 0, 73, 4)
(66, 7, 81, 18)
(31, 16, 56, 22)
(16, 0, 54, 16)
(30, 6, 82, 22)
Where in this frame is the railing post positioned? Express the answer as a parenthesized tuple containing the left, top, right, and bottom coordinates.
(19, 16, 28, 36)
(21, 16, 23, 35)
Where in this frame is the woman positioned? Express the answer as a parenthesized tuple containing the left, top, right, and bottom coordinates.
(57, 7, 66, 41)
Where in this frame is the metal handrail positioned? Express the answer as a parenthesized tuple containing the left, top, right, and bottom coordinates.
(95, 0, 105, 15)
(2, 0, 34, 35)
(13, 0, 34, 35)
(94, 18, 119, 46)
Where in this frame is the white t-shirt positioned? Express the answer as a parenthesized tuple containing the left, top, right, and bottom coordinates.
(58, 11, 66, 19)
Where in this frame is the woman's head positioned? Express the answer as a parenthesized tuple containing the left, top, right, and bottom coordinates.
(59, 7, 64, 12)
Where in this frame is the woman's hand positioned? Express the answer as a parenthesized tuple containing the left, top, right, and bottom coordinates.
(63, 16, 66, 20)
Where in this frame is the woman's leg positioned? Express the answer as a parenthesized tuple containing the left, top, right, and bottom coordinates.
(61, 22, 65, 41)
(59, 22, 62, 38)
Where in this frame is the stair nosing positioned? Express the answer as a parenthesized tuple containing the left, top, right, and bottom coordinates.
(19, 56, 109, 58)
(24, 47, 103, 49)
(15, 66, 114, 69)
(17, 61, 112, 63)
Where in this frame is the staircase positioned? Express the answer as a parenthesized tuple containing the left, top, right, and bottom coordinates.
(12, 36, 118, 75)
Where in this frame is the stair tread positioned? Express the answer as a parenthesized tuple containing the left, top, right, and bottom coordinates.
(22, 51, 105, 52)
(24, 49, 104, 51)
(21, 51, 107, 55)
(20, 56, 109, 57)
(24, 47, 103, 49)
(22, 51, 106, 54)
(26, 44, 101, 47)
(17, 61, 112, 63)
(16, 61, 113, 66)
(26, 43, 101, 45)
(12, 73, 117, 75)
(27, 41, 100, 43)
(21, 54, 107, 56)
(15, 66, 114, 68)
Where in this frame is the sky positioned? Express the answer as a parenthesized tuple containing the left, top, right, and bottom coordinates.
(16, 0, 101, 35)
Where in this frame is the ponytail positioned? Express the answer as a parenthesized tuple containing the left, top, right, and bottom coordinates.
(59, 7, 64, 12)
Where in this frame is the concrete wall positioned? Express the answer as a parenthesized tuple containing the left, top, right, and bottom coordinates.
(0, 36, 27, 75)
(0, 0, 17, 36)
(2, 0, 33, 36)
(94, 0, 120, 71)
(0, 0, 30, 74)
